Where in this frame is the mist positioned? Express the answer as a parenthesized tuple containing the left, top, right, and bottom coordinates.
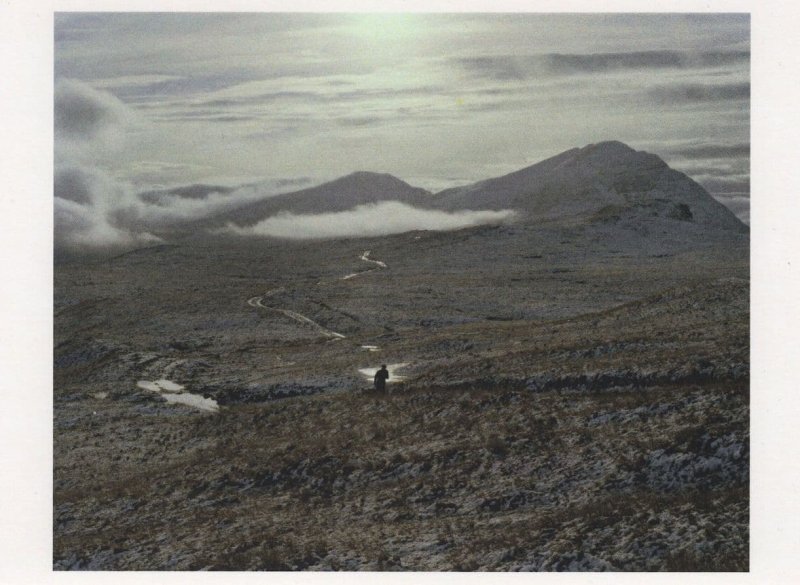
(218, 201, 517, 240)
(54, 162, 300, 251)
(53, 80, 289, 252)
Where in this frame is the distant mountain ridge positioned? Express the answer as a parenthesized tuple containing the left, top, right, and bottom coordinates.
(207, 171, 432, 228)
(186, 141, 746, 234)
(139, 184, 237, 205)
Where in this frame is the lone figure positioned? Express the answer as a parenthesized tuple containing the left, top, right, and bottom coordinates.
(374, 364, 389, 393)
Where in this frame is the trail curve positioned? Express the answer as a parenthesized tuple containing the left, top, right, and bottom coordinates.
(342, 250, 387, 280)
(247, 293, 346, 339)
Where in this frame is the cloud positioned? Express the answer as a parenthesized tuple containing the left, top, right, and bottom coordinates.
(54, 80, 152, 252)
(54, 164, 276, 251)
(54, 166, 161, 252)
(672, 162, 749, 178)
(455, 50, 749, 80)
(112, 183, 280, 230)
(53, 78, 283, 253)
(123, 72, 256, 100)
(54, 166, 95, 204)
(56, 174, 517, 251)
(91, 74, 185, 89)
(55, 196, 162, 252)
(52, 164, 271, 252)
(53, 159, 313, 253)
(545, 50, 748, 74)
(668, 143, 750, 159)
(218, 201, 517, 240)
(54, 79, 131, 143)
(336, 116, 384, 127)
(648, 82, 750, 104)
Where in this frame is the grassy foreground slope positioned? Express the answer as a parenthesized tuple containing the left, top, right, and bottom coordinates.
(54, 265, 748, 570)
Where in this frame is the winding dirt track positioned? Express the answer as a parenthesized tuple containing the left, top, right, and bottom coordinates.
(341, 250, 387, 280)
(247, 294, 346, 339)
(247, 249, 413, 384)
(247, 250, 387, 340)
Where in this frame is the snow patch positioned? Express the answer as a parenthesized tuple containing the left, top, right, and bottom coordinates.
(160, 392, 220, 412)
(137, 379, 219, 413)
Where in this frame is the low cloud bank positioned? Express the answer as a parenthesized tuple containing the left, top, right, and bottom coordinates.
(54, 164, 291, 252)
(54, 80, 297, 252)
(54, 79, 148, 253)
(120, 183, 276, 228)
(218, 201, 517, 240)
(54, 165, 162, 254)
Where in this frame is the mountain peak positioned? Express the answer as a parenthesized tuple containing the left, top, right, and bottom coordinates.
(572, 141, 667, 169)
(342, 171, 394, 180)
(582, 140, 636, 154)
(333, 171, 422, 191)
(430, 141, 745, 233)
(205, 169, 431, 227)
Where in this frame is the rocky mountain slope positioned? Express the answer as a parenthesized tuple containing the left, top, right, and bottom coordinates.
(430, 141, 746, 232)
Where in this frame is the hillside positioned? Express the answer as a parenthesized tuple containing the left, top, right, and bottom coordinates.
(430, 141, 746, 232)
(53, 212, 748, 570)
(204, 171, 432, 228)
(54, 250, 748, 569)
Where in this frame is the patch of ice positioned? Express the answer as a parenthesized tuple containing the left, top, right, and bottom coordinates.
(137, 379, 219, 413)
(161, 393, 219, 413)
(137, 381, 162, 392)
(153, 379, 184, 393)
(359, 363, 409, 383)
(137, 379, 185, 393)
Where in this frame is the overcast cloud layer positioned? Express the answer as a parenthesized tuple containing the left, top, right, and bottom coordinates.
(55, 13, 750, 249)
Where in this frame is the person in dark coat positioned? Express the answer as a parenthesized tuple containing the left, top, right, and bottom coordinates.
(374, 364, 389, 393)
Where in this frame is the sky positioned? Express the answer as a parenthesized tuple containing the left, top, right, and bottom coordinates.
(53, 12, 751, 250)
